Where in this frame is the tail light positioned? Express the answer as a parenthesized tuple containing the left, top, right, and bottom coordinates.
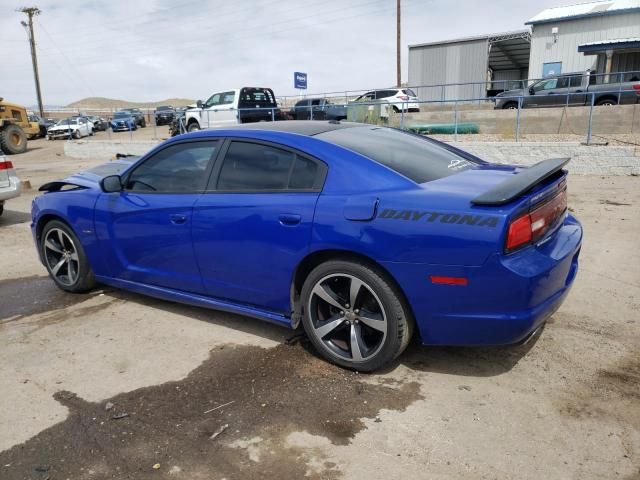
(0, 160, 14, 170)
(398, 95, 409, 101)
(633, 84, 640, 96)
(505, 186, 567, 252)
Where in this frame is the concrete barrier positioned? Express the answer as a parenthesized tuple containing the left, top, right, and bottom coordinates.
(450, 141, 640, 175)
(64, 140, 158, 160)
(63, 137, 639, 176)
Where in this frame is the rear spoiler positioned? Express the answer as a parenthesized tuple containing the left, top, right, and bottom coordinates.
(472, 158, 570, 206)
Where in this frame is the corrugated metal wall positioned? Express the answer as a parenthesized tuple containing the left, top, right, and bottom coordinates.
(408, 38, 489, 101)
(529, 12, 640, 79)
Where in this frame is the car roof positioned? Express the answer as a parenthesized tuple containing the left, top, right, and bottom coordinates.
(214, 120, 362, 137)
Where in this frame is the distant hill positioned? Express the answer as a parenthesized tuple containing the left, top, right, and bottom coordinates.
(66, 97, 196, 109)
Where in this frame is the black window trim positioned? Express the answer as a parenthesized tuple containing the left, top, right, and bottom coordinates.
(121, 138, 223, 195)
(205, 137, 328, 194)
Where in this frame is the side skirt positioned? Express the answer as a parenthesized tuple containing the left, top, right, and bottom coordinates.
(95, 275, 293, 329)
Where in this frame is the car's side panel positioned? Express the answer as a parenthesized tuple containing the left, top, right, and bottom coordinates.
(93, 192, 206, 294)
(192, 192, 319, 313)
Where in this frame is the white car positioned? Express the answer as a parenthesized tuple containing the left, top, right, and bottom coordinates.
(352, 88, 421, 114)
(0, 154, 21, 217)
(47, 117, 94, 140)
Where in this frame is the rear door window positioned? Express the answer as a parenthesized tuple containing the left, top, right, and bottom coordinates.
(238, 88, 276, 108)
(215, 141, 324, 191)
(316, 126, 477, 184)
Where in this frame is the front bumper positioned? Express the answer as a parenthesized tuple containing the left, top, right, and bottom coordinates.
(48, 129, 75, 139)
(382, 214, 583, 345)
(111, 123, 133, 131)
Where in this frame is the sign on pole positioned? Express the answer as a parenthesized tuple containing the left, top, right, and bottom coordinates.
(294, 72, 307, 90)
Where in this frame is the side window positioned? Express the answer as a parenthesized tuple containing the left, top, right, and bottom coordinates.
(205, 93, 221, 108)
(126, 141, 218, 193)
(216, 142, 322, 191)
(569, 76, 584, 87)
(220, 91, 235, 105)
(555, 77, 569, 89)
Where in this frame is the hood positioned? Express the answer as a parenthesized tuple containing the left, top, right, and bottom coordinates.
(49, 123, 79, 131)
(111, 117, 133, 123)
(39, 159, 138, 191)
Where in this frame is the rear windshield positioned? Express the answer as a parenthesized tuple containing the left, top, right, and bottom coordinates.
(316, 126, 478, 183)
(239, 88, 276, 108)
(402, 89, 417, 97)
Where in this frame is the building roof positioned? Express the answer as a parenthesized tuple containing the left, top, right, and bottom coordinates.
(408, 30, 530, 49)
(578, 37, 640, 52)
(526, 0, 640, 25)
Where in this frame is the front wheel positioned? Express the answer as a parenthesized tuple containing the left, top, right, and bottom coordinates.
(502, 102, 518, 110)
(187, 122, 200, 132)
(40, 220, 96, 293)
(596, 98, 617, 106)
(300, 260, 413, 372)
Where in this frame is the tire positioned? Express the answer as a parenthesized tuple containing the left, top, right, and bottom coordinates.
(0, 124, 27, 154)
(187, 122, 200, 132)
(300, 259, 413, 372)
(140, 118, 146, 128)
(392, 105, 400, 113)
(502, 102, 518, 110)
(596, 98, 617, 106)
(40, 220, 96, 293)
(73, 130, 81, 139)
(0, 203, 4, 217)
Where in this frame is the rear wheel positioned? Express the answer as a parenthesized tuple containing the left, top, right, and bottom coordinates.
(140, 118, 146, 128)
(502, 102, 518, 110)
(187, 122, 200, 132)
(596, 98, 617, 106)
(300, 260, 413, 372)
(40, 220, 96, 293)
(0, 124, 27, 154)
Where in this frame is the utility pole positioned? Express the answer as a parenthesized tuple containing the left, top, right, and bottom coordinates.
(19, 6, 44, 117)
(396, 0, 401, 87)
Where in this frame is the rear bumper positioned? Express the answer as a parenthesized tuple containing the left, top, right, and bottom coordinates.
(382, 214, 582, 345)
(0, 177, 22, 202)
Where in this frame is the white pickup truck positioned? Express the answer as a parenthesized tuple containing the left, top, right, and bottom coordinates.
(184, 87, 282, 131)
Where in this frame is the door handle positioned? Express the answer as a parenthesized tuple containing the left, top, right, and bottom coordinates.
(170, 214, 187, 225)
(278, 214, 301, 226)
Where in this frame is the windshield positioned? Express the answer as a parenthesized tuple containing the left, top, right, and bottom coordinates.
(156, 106, 172, 111)
(316, 126, 478, 183)
(114, 113, 130, 119)
(56, 118, 78, 125)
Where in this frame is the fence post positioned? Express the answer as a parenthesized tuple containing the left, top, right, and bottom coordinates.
(441, 85, 445, 102)
(586, 92, 595, 145)
(153, 114, 157, 139)
(400, 102, 405, 130)
(271, 108, 275, 122)
(454, 101, 458, 141)
(516, 96, 522, 142)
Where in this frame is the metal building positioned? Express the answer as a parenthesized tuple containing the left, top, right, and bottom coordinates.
(407, 31, 531, 101)
(527, 0, 640, 80)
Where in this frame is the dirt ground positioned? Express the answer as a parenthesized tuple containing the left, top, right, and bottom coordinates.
(0, 137, 639, 479)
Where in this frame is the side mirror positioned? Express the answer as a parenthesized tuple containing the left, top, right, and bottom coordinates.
(101, 175, 123, 193)
(528, 86, 535, 95)
(196, 100, 203, 108)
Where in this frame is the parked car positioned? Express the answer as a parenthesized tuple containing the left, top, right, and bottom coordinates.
(110, 111, 138, 132)
(351, 88, 421, 113)
(154, 105, 175, 126)
(119, 108, 146, 128)
(28, 114, 56, 138)
(47, 117, 94, 140)
(32, 121, 581, 371)
(290, 98, 347, 121)
(495, 71, 640, 109)
(0, 152, 21, 217)
(185, 87, 284, 131)
(86, 115, 108, 131)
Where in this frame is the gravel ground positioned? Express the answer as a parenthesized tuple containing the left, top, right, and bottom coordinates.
(0, 139, 638, 479)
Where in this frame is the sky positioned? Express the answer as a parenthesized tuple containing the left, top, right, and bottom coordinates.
(1, 0, 574, 106)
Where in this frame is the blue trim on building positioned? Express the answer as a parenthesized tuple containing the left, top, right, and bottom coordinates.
(578, 40, 640, 53)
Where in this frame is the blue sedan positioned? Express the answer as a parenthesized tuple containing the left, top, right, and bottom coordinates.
(31, 121, 582, 371)
(110, 112, 137, 132)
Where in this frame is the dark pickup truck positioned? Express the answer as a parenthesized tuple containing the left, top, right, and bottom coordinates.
(495, 71, 640, 109)
(289, 98, 347, 121)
